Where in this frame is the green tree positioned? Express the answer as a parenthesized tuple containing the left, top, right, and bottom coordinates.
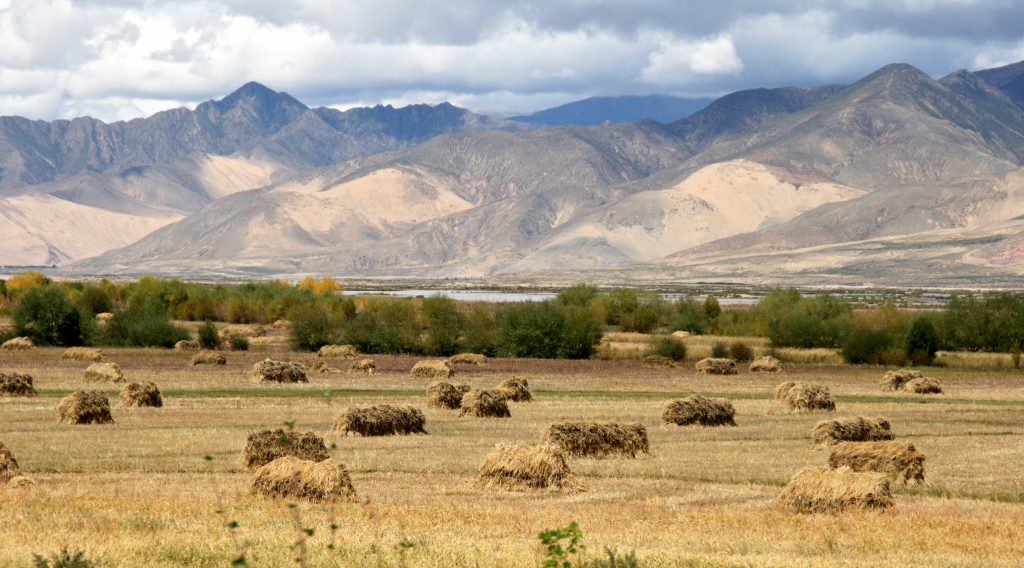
(290, 308, 339, 352)
(198, 320, 221, 350)
(75, 284, 114, 316)
(670, 297, 706, 334)
(421, 296, 464, 356)
(906, 315, 940, 365)
(13, 286, 85, 346)
(556, 284, 599, 307)
(558, 306, 604, 359)
(496, 302, 565, 358)
(461, 305, 497, 356)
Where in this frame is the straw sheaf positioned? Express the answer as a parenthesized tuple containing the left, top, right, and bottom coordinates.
(0, 441, 20, 483)
(749, 356, 783, 373)
(903, 377, 942, 394)
(410, 359, 455, 379)
(775, 381, 836, 412)
(251, 359, 308, 383)
(1, 337, 34, 350)
(58, 390, 114, 425)
(251, 456, 357, 503)
(243, 429, 330, 468)
(118, 381, 163, 408)
(318, 344, 358, 359)
(539, 422, 649, 458)
(450, 353, 488, 366)
(334, 404, 427, 436)
(477, 443, 578, 491)
(497, 376, 532, 402)
(0, 373, 38, 397)
(828, 441, 926, 483)
(880, 369, 922, 391)
(192, 351, 227, 366)
(663, 395, 737, 427)
(61, 347, 104, 362)
(426, 381, 471, 409)
(349, 358, 376, 375)
(84, 362, 126, 383)
(779, 467, 894, 514)
(459, 389, 511, 418)
(174, 340, 200, 351)
(812, 417, 894, 447)
(641, 355, 677, 369)
(695, 358, 738, 375)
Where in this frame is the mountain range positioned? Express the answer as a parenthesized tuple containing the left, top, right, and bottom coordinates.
(509, 95, 713, 126)
(6, 59, 1024, 287)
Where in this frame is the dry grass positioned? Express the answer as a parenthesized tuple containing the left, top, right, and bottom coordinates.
(477, 443, 577, 491)
(242, 429, 329, 468)
(641, 355, 677, 368)
(779, 467, 893, 513)
(251, 456, 356, 503)
(538, 422, 649, 458)
(828, 441, 926, 484)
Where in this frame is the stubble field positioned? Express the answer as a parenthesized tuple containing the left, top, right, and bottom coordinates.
(2, 337, 1023, 567)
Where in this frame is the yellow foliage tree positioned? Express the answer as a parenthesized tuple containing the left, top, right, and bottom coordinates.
(6, 270, 50, 296)
(297, 276, 341, 295)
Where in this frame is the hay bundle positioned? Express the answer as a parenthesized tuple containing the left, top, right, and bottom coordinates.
(0, 441, 20, 483)
(775, 381, 836, 412)
(828, 441, 925, 483)
(410, 359, 454, 379)
(779, 467, 893, 513)
(221, 324, 266, 339)
(192, 351, 226, 365)
(695, 358, 738, 375)
(477, 443, 575, 490)
(243, 429, 330, 468)
(61, 347, 104, 362)
(749, 356, 783, 373)
(174, 340, 200, 351)
(459, 389, 511, 418)
(118, 381, 163, 408)
(450, 353, 488, 366)
(642, 355, 677, 368)
(1, 336, 33, 350)
(426, 381, 471, 409)
(8, 476, 35, 488)
(84, 362, 125, 383)
(302, 359, 340, 373)
(812, 417, 894, 447)
(497, 376, 532, 402)
(539, 422, 649, 458)
(57, 390, 114, 424)
(880, 369, 922, 391)
(334, 404, 427, 436)
(273, 319, 292, 329)
(251, 456, 356, 503)
(251, 359, 308, 383)
(662, 395, 736, 426)
(318, 344, 358, 358)
(670, 331, 691, 341)
(0, 373, 37, 397)
(95, 312, 114, 323)
(904, 377, 942, 394)
(348, 358, 376, 375)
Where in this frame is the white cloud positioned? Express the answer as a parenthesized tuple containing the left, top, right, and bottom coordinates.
(641, 34, 743, 84)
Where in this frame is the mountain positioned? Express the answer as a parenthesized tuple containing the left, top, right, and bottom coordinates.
(974, 60, 1024, 106)
(0, 83, 516, 264)
(510, 95, 712, 126)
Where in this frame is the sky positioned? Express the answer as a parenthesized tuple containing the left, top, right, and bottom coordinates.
(1, 0, 1024, 122)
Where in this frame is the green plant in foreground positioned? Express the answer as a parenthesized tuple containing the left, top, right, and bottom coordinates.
(32, 547, 97, 568)
(540, 522, 584, 568)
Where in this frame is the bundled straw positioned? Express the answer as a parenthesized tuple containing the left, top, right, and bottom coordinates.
(0, 373, 37, 397)
(812, 417, 894, 447)
(174, 340, 200, 351)
(61, 347, 104, 362)
(880, 369, 922, 391)
(319, 344, 358, 358)
(243, 429, 330, 468)
(539, 422, 649, 458)
(57, 390, 114, 424)
(251, 359, 308, 383)
(84, 362, 125, 382)
(497, 376, 532, 402)
(662, 395, 736, 426)
(334, 404, 427, 436)
(1, 337, 33, 350)
(118, 381, 163, 408)
(410, 359, 454, 379)
(775, 381, 836, 412)
(192, 351, 227, 366)
(477, 443, 576, 490)
(251, 456, 357, 503)
(349, 358, 376, 375)
(641, 355, 677, 369)
(459, 389, 511, 418)
(450, 353, 488, 366)
(0, 441, 20, 483)
(749, 356, 783, 373)
(903, 377, 942, 394)
(828, 441, 925, 483)
(779, 467, 893, 513)
(695, 358, 738, 375)
(426, 381, 471, 409)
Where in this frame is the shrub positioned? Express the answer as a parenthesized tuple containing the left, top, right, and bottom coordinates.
(495, 302, 602, 359)
(75, 284, 114, 317)
(342, 299, 421, 354)
(556, 284, 599, 307)
(229, 336, 250, 351)
(729, 341, 754, 362)
(905, 315, 939, 365)
(12, 286, 85, 346)
(649, 337, 687, 361)
(33, 547, 97, 568)
(197, 320, 220, 350)
(627, 305, 659, 334)
(710, 341, 728, 358)
(421, 296, 463, 356)
(461, 305, 497, 356)
(670, 297, 706, 335)
(290, 308, 340, 352)
(98, 302, 189, 348)
(842, 327, 898, 365)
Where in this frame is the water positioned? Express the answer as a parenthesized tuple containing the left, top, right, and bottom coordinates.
(341, 289, 761, 304)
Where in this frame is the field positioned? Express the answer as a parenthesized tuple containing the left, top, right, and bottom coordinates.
(2, 333, 1024, 567)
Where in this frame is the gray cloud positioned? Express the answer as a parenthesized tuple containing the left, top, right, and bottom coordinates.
(0, 0, 1022, 121)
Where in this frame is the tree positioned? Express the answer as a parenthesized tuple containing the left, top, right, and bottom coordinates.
(421, 296, 464, 356)
(198, 320, 221, 350)
(906, 315, 940, 365)
(13, 286, 84, 346)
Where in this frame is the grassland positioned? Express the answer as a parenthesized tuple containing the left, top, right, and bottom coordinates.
(2, 333, 1024, 567)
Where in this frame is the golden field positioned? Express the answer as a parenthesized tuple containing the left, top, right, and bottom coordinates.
(2, 335, 1024, 567)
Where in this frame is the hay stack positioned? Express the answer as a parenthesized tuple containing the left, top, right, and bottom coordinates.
(192, 351, 226, 365)
(812, 417, 894, 447)
(84, 362, 125, 383)
(0, 373, 37, 397)
(903, 377, 943, 394)
(539, 422, 649, 458)
(243, 429, 330, 468)
(828, 441, 925, 483)
(695, 358, 738, 375)
(497, 376, 531, 402)
(57, 390, 114, 424)
(477, 443, 576, 490)
(450, 353, 488, 366)
(273, 319, 292, 329)
(118, 381, 163, 408)
(749, 356, 783, 373)
(1, 337, 34, 350)
(642, 355, 677, 369)
(426, 381, 471, 409)
(348, 358, 376, 375)
(670, 331, 691, 341)
(410, 359, 455, 379)
(61, 347, 104, 362)
(0, 441, 20, 483)
(251, 456, 356, 503)
(318, 344, 358, 358)
(95, 312, 114, 323)
(779, 467, 893, 514)
(459, 389, 511, 418)
(880, 369, 922, 391)
(663, 395, 736, 426)
(775, 381, 836, 412)
(334, 404, 427, 436)
(174, 340, 200, 351)
(302, 359, 340, 373)
(251, 359, 308, 383)
(8, 476, 35, 488)
(222, 324, 266, 339)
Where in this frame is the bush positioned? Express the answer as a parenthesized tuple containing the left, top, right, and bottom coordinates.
(649, 337, 687, 361)
(906, 315, 939, 365)
(495, 301, 602, 359)
(12, 286, 86, 346)
(627, 305, 660, 334)
(229, 336, 250, 351)
(729, 341, 754, 362)
(710, 341, 728, 358)
(75, 284, 114, 316)
(421, 296, 463, 356)
(290, 308, 339, 352)
(461, 305, 497, 356)
(341, 299, 421, 354)
(670, 297, 706, 335)
(98, 302, 189, 348)
(33, 547, 97, 568)
(841, 327, 906, 365)
(197, 320, 220, 350)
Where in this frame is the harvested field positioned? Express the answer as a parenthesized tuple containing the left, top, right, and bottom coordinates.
(349, 358, 376, 375)
(750, 356, 783, 373)
(83, 362, 125, 383)
(695, 358, 738, 375)
(426, 381, 471, 409)
(477, 443, 577, 491)
(118, 381, 163, 408)
(251, 359, 307, 383)
(61, 347, 104, 362)
(410, 359, 454, 379)
(242, 429, 330, 468)
(251, 456, 356, 503)
(460, 389, 511, 418)
(779, 467, 893, 513)
(775, 381, 836, 412)
(334, 404, 427, 436)
(828, 440, 926, 483)
(318, 344, 358, 358)
(539, 422, 649, 458)
(57, 390, 114, 425)
(641, 355, 677, 368)
(663, 395, 736, 426)
(812, 417, 895, 447)
(191, 351, 226, 366)
(450, 353, 487, 366)
(0, 373, 37, 397)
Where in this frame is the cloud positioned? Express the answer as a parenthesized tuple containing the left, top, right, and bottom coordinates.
(0, 0, 1022, 121)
